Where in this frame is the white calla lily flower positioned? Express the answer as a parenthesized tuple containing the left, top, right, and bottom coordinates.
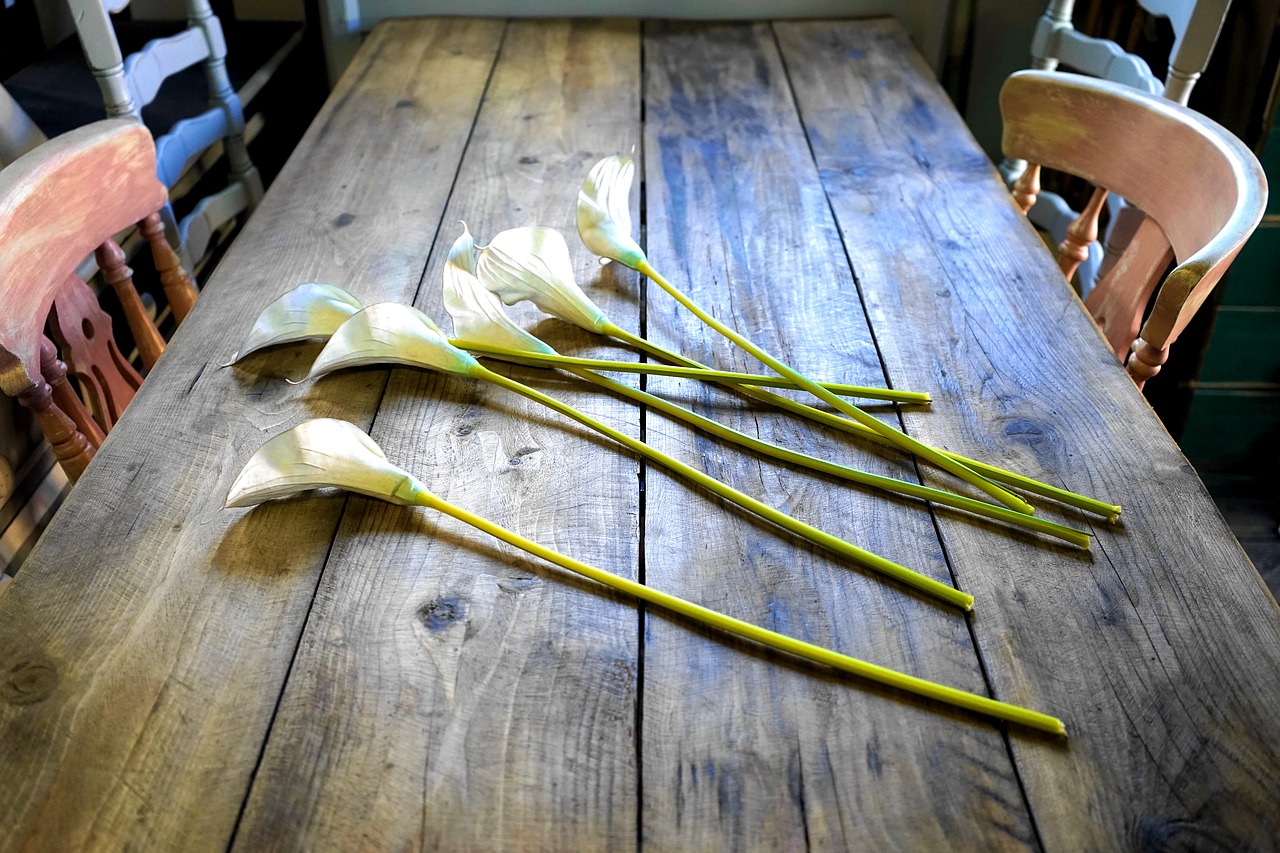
(222, 422, 1063, 735)
(224, 418, 425, 508)
(306, 302, 481, 381)
(229, 283, 364, 363)
(444, 230, 557, 357)
(577, 154, 646, 269)
(476, 226, 610, 333)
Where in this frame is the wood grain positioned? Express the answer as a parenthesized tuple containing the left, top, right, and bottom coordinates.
(3, 17, 1276, 852)
(777, 18, 1280, 850)
(232, 19, 644, 851)
(0, 18, 504, 850)
(638, 20, 1035, 850)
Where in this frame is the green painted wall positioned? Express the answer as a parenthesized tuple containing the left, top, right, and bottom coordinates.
(1180, 112, 1280, 495)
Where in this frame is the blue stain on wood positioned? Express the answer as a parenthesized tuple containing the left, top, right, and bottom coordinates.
(418, 596, 465, 631)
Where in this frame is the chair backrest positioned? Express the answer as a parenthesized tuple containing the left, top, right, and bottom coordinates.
(1011, 0, 1233, 294)
(67, 0, 263, 271)
(1029, 0, 1232, 105)
(0, 118, 198, 481)
(1001, 70, 1267, 388)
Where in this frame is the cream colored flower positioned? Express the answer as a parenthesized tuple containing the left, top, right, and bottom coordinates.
(476, 226, 610, 333)
(229, 283, 363, 362)
(444, 229, 557, 356)
(577, 154, 646, 269)
(225, 418, 425, 507)
(305, 302, 481, 380)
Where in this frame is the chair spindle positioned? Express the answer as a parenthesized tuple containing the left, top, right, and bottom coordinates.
(16, 369, 94, 482)
(1057, 186, 1109, 282)
(1013, 163, 1041, 214)
(95, 237, 165, 371)
(140, 212, 199, 324)
(39, 337, 106, 449)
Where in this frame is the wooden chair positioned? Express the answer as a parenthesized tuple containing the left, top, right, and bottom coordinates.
(1005, 0, 1233, 293)
(1001, 70, 1266, 388)
(0, 119, 198, 482)
(67, 0, 264, 272)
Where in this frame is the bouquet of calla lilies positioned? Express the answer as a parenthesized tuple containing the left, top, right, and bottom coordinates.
(223, 154, 1124, 737)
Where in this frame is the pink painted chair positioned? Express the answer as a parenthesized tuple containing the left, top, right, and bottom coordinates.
(0, 118, 199, 482)
(1001, 70, 1266, 388)
(1004, 0, 1234, 294)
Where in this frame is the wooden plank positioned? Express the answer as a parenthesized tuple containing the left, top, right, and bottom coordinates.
(0, 18, 504, 850)
(232, 19, 644, 850)
(639, 21, 1036, 849)
(777, 18, 1280, 848)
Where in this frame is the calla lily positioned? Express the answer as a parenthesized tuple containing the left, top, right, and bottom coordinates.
(294, 287, 972, 609)
(476, 226, 611, 333)
(442, 275, 1088, 549)
(225, 417, 425, 507)
(470, 226, 932, 404)
(224, 418, 1065, 737)
(447, 253, 926, 398)
(228, 283, 364, 363)
(444, 230, 558, 357)
(451, 234, 921, 395)
(227, 280, 1117, 520)
(575, 155, 1044, 517)
(577, 153, 647, 269)
(305, 302, 481, 381)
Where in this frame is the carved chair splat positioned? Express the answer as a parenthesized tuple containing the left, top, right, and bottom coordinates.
(0, 119, 198, 480)
(1000, 70, 1266, 389)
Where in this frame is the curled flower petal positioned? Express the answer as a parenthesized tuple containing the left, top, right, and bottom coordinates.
(444, 231, 557, 356)
(448, 221, 479, 275)
(476, 226, 610, 333)
(228, 283, 364, 363)
(306, 302, 481, 380)
(225, 418, 426, 508)
(578, 154, 646, 269)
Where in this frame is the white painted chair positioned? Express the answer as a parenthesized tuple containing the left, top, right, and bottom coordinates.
(1003, 0, 1233, 294)
(68, 0, 264, 271)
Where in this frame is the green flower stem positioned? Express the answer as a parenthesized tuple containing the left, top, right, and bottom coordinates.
(564, 366, 1090, 549)
(634, 260, 1033, 516)
(411, 485, 1065, 736)
(472, 365, 974, 611)
(456, 341, 930, 404)
(603, 323, 1122, 522)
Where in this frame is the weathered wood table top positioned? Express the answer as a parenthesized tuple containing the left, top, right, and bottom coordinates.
(3, 17, 1279, 851)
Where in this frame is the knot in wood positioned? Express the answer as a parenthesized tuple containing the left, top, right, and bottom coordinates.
(3, 657, 60, 705)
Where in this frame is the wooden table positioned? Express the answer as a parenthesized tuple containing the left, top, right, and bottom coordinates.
(3, 17, 1279, 851)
